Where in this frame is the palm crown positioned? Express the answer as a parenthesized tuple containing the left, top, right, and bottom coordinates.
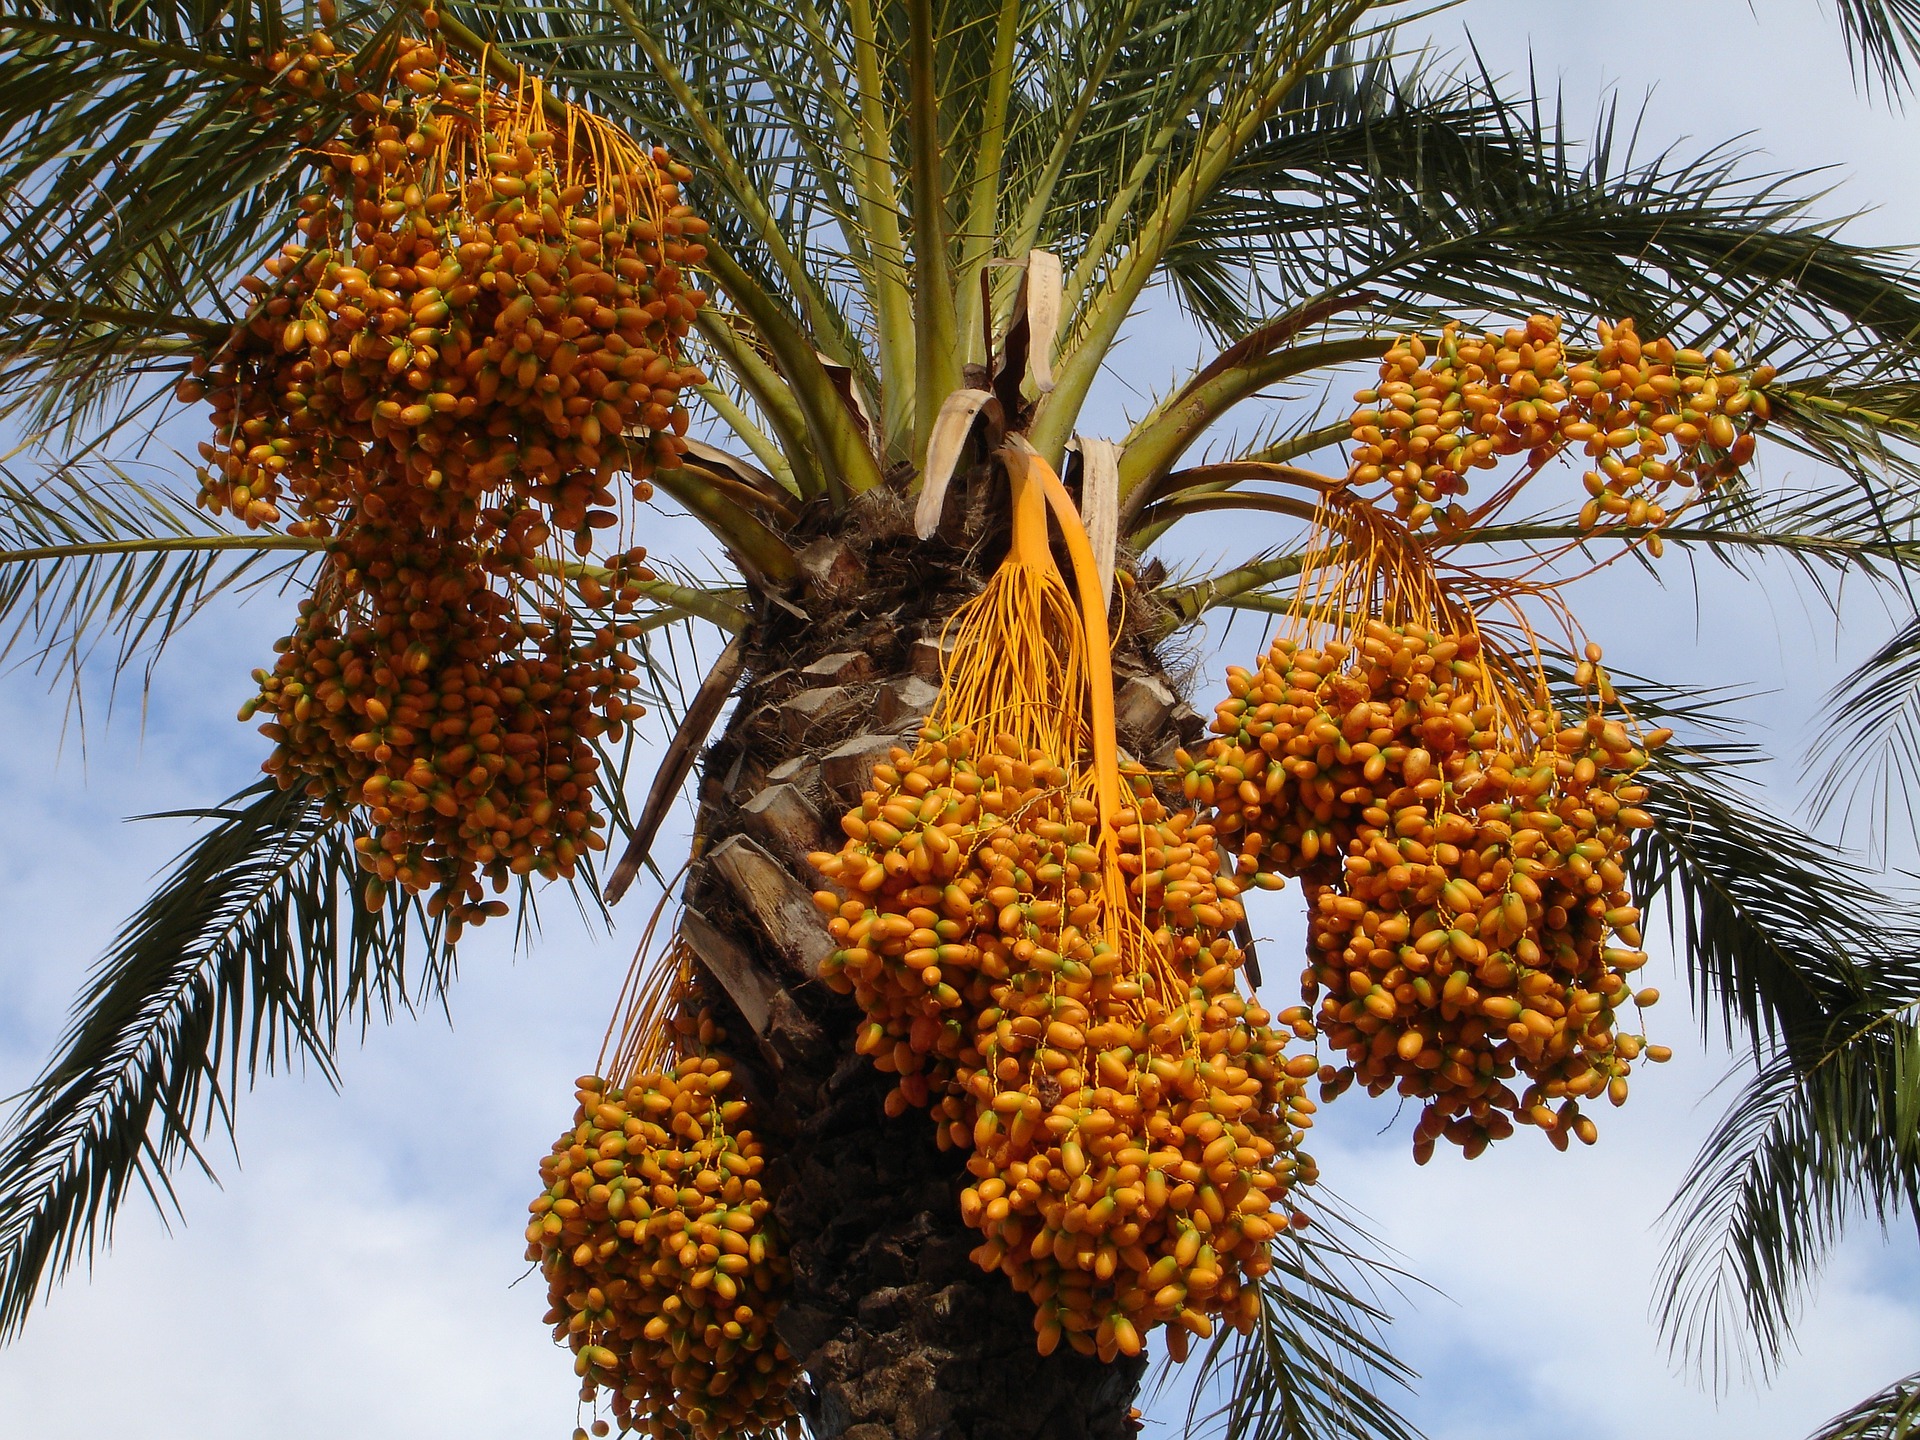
(4, 0, 1920, 1435)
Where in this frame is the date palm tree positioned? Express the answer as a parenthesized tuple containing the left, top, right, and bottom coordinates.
(4, 0, 1920, 1435)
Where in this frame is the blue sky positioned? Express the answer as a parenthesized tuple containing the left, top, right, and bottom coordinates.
(3, 3, 1919, 1436)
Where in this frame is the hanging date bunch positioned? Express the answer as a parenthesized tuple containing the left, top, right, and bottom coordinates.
(945, 758, 1318, 1364)
(1345, 315, 1771, 545)
(529, 938, 801, 1440)
(189, 21, 710, 542)
(810, 446, 1320, 1362)
(1292, 640, 1670, 1161)
(243, 510, 655, 929)
(1180, 499, 1671, 1159)
(808, 458, 1094, 1119)
(811, 730, 1041, 1117)
(197, 18, 716, 931)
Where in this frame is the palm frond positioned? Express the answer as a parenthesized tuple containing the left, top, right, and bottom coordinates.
(1810, 1370, 1920, 1440)
(0, 4, 408, 432)
(1657, 994, 1920, 1385)
(1171, 1198, 1423, 1440)
(1559, 670, 1920, 1384)
(462, 0, 1415, 462)
(1765, 376, 1920, 494)
(1122, 52, 1920, 490)
(1182, 55, 1920, 352)
(1831, 0, 1920, 93)
(1807, 611, 1920, 855)
(1453, 465, 1920, 608)
(0, 454, 323, 701)
(1032, 0, 1399, 456)
(1456, 491, 1920, 593)
(1623, 702, 1920, 1052)
(0, 777, 452, 1338)
(1162, 463, 1920, 629)
(9, 0, 302, 49)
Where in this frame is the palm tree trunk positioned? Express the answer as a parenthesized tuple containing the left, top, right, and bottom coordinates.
(674, 491, 1202, 1438)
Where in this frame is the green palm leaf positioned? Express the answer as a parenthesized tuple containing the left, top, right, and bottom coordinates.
(1561, 674, 1920, 1387)
(1184, 54, 1920, 351)
(1620, 689, 1920, 1052)
(0, 3, 408, 429)
(1833, 0, 1920, 91)
(0, 448, 740, 708)
(0, 455, 323, 700)
(0, 778, 452, 1339)
(1165, 465, 1920, 637)
(1810, 1370, 1920, 1440)
(1808, 616, 1920, 858)
(1171, 1200, 1423, 1440)
(1658, 993, 1920, 1387)
(1120, 53, 1920, 496)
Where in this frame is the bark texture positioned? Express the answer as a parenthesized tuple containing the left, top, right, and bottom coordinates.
(676, 491, 1203, 1439)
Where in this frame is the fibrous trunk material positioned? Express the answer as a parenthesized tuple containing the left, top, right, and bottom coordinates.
(674, 495, 1200, 1438)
